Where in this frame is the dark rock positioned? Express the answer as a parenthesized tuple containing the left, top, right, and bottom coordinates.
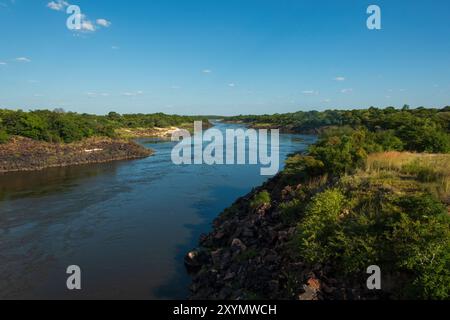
(184, 249, 209, 271)
(231, 238, 247, 252)
(224, 272, 236, 281)
(211, 249, 223, 266)
(268, 280, 279, 292)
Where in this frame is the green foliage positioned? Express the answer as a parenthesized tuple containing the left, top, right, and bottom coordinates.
(295, 189, 347, 264)
(309, 129, 379, 175)
(250, 190, 271, 210)
(397, 120, 450, 153)
(373, 130, 404, 151)
(283, 155, 325, 181)
(294, 189, 450, 299)
(386, 195, 450, 299)
(0, 128, 9, 143)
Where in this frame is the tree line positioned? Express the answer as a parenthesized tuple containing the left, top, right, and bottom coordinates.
(228, 106, 450, 153)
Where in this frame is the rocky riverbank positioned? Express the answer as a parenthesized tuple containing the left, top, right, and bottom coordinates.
(0, 136, 152, 173)
(185, 174, 380, 301)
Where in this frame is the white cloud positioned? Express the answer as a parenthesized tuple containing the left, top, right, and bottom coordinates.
(302, 90, 319, 95)
(341, 88, 353, 94)
(81, 20, 96, 32)
(15, 57, 31, 63)
(202, 69, 212, 74)
(86, 92, 110, 97)
(0, 62, 7, 66)
(334, 76, 345, 81)
(96, 19, 111, 27)
(111, 46, 120, 50)
(228, 83, 236, 87)
(121, 91, 143, 97)
(47, 0, 69, 11)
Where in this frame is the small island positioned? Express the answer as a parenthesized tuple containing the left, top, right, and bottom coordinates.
(0, 109, 210, 173)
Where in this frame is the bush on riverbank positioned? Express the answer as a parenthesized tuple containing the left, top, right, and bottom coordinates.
(0, 129, 8, 144)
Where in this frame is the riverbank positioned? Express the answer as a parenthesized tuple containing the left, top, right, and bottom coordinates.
(222, 120, 333, 135)
(115, 122, 213, 139)
(186, 146, 450, 300)
(116, 126, 184, 139)
(0, 136, 152, 173)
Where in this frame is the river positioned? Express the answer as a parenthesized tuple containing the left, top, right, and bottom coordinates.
(0, 123, 315, 299)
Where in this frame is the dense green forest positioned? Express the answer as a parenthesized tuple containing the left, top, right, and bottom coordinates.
(0, 109, 210, 144)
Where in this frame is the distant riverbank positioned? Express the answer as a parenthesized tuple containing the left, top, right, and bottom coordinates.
(0, 136, 152, 173)
(222, 120, 332, 135)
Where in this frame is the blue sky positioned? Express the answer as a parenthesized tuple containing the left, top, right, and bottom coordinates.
(0, 0, 449, 115)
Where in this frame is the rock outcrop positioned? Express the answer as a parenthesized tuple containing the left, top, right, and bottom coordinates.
(186, 175, 376, 300)
(0, 136, 152, 173)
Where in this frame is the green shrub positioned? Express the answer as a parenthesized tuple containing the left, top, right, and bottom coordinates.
(309, 130, 377, 176)
(0, 128, 9, 143)
(374, 130, 404, 151)
(293, 189, 450, 299)
(283, 155, 325, 182)
(295, 189, 347, 263)
(250, 191, 271, 210)
(387, 207, 450, 299)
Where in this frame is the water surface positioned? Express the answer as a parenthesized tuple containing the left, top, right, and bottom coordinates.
(0, 123, 315, 299)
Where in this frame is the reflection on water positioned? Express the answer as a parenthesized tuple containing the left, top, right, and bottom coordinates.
(0, 123, 316, 299)
(0, 164, 122, 201)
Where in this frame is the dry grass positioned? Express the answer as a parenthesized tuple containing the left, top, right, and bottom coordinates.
(364, 152, 450, 204)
